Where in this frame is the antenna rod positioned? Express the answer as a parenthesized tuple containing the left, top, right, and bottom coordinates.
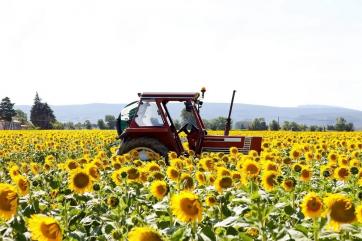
(224, 90, 236, 136)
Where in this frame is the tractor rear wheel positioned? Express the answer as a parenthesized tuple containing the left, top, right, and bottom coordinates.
(117, 137, 169, 164)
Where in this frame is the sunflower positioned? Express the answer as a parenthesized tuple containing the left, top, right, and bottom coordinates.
(328, 152, 339, 163)
(30, 162, 41, 175)
(128, 226, 166, 241)
(166, 167, 180, 181)
(200, 158, 214, 171)
(150, 180, 168, 200)
(282, 178, 296, 192)
(324, 193, 356, 231)
(65, 159, 79, 171)
(301, 192, 323, 219)
(9, 165, 20, 181)
(111, 170, 123, 185)
(86, 164, 100, 181)
(229, 147, 238, 156)
(0, 183, 18, 220)
(195, 171, 206, 185)
(14, 175, 30, 196)
(214, 176, 233, 193)
(171, 191, 202, 223)
(28, 214, 62, 241)
(170, 158, 184, 170)
(290, 148, 301, 160)
(241, 160, 260, 178)
(146, 162, 161, 172)
(180, 173, 194, 190)
(356, 205, 362, 223)
(216, 167, 231, 177)
(333, 167, 349, 181)
(205, 195, 217, 207)
(68, 169, 93, 194)
(300, 167, 312, 182)
(263, 161, 279, 172)
(261, 171, 278, 192)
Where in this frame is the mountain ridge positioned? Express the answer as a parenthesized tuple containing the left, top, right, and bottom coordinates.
(15, 103, 362, 129)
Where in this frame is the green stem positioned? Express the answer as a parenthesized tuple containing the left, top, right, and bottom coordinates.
(313, 218, 319, 241)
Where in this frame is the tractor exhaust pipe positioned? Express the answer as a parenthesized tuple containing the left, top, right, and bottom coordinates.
(224, 90, 236, 136)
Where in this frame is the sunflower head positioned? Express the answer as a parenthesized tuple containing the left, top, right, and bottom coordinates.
(28, 214, 62, 241)
(214, 176, 233, 193)
(150, 180, 168, 200)
(261, 171, 278, 192)
(180, 173, 194, 190)
(205, 195, 217, 207)
(0, 184, 18, 220)
(282, 178, 296, 192)
(301, 192, 324, 219)
(333, 167, 349, 181)
(356, 205, 362, 223)
(324, 193, 356, 231)
(15, 175, 30, 196)
(242, 160, 260, 178)
(195, 172, 206, 185)
(171, 191, 202, 223)
(68, 168, 93, 194)
(300, 167, 312, 182)
(128, 226, 166, 241)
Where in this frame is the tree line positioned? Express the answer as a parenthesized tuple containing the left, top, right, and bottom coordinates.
(0, 94, 118, 130)
(0, 95, 356, 131)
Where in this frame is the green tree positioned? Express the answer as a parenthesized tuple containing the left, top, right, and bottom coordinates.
(15, 109, 28, 125)
(282, 121, 290, 130)
(30, 93, 56, 129)
(74, 122, 83, 129)
(208, 117, 229, 130)
(52, 121, 65, 130)
(64, 122, 75, 130)
(84, 120, 92, 129)
(105, 115, 116, 129)
(268, 120, 280, 131)
(249, 118, 268, 130)
(97, 119, 106, 130)
(0, 97, 16, 121)
(173, 119, 181, 129)
(234, 120, 251, 129)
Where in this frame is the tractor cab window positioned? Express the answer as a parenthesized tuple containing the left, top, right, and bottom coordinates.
(135, 101, 164, 127)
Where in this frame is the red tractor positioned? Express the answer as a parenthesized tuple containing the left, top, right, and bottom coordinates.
(116, 89, 262, 162)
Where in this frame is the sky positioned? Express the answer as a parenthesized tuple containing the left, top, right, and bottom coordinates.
(1, 0, 362, 110)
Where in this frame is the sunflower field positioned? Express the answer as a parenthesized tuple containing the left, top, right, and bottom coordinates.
(1, 130, 362, 241)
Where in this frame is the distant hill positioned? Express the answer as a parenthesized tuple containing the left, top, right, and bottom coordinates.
(15, 103, 362, 129)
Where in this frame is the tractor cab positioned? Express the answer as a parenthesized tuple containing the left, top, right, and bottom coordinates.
(116, 90, 262, 162)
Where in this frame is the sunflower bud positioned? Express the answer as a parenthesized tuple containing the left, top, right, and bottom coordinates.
(323, 170, 331, 177)
(107, 196, 119, 208)
(93, 183, 100, 191)
(120, 171, 127, 179)
(111, 229, 123, 240)
(350, 167, 359, 175)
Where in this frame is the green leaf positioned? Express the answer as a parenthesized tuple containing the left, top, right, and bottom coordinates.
(171, 227, 186, 241)
(238, 233, 254, 241)
(200, 226, 216, 241)
(284, 205, 294, 215)
(294, 224, 309, 237)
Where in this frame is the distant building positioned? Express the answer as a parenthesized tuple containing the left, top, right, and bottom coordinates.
(0, 120, 22, 130)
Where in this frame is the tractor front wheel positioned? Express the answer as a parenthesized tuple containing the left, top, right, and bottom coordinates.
(117, 137, 169, 164)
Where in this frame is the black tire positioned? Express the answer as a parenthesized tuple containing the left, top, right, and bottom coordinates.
(117, 137, 169, 164)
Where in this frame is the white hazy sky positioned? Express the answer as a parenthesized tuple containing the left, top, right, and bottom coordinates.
(1, 0, 362, 109)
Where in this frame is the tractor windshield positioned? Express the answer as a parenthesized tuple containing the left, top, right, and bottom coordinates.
(135, 100, 164, 127)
